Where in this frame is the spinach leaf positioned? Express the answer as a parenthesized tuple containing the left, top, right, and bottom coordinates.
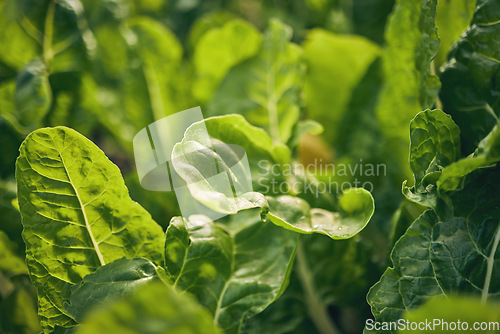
(193, 19, 262, 103)
(16, 127, 164, 332)
(171, 119, 269, 216)
(375, 0, 440, 177)
(403, 109, 460, 209)
(207, 20, 304, 144)
(94, 16, 183, 148)
(439, 0, 500, 154)
(438, 120, 500, 192)
(203, 114, 291, 167)
(164, 209, 297, 333)
(367, 167, 500, 332)
(434, 0, 475, 66)
(266, 188, 374, 240)
(302, 29, 380, 144)
(65, 258, 161, 323)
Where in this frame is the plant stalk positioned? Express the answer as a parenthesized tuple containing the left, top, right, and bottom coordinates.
(481, 223, 500, 304)
(43, 0, 55, 68)
(295, 239, 340, 334)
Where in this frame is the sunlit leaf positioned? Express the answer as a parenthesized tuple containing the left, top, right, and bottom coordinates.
(16, 127, 164, 332)
(208, 19, 304, 144)
(303, 29, 380, 144)
(375, 0, 440, 177)
(193, 19, 261, 103)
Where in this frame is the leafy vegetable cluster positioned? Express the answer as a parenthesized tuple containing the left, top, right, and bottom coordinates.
(1, 0, 499, 333)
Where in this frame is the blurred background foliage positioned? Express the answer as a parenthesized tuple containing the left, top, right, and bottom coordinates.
(0, 0, 477, 333)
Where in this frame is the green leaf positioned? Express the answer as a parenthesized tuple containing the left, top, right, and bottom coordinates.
(92, 24, 129, 80)
(75, 281, 221, 334)
(0, 0, 40, 71)
(403, 109, 460, 208)
(90, 17, 183, 148)
(0, 0, 92, 73)
(302, 29, 380, 144)
(207, 19, 304, 144)
(375, 0, 440, 177)
(367, 169, 500, 332)
(175, 115, 290, 201)
(48, 0, 93, 73)
(16, 126, 164, 332)
(124, 17, 182, 122)
(248, 232, 379, 334)
(0, 81, 20, 133)
(434, 0, 475, 66)
(171, 119, 269, 215)
(402, 296, 500, 333)
(438, 120, 500, 192)
(266, 188, 374, 239)
(334, 57, 383, 161)
(439, 0, 500, 154)
(408, 109, 461, 185)
(14, 58, 52, 129)
(188, 11, 236, 48)
(64, 258, 158, 323)
(193, 19, 262, 103)
(203, 115, 291, 166)
(164, 209, 298, 333)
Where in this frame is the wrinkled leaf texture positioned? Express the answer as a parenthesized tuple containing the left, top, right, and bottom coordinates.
(16, 127, 164, 332)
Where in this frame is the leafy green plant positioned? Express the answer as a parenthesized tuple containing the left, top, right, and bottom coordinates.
(1, 0, 499, 333)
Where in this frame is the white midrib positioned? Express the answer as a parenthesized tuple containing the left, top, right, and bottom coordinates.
(481, 222, 500, 304)
(58, 148, 106, 266)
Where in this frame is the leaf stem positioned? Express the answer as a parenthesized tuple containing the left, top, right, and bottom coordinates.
(143, 64, 166, 121)
(267, 61, 280, 144)
(481, 222, 500, 304)
(43, 0, 55, 68)
(295, 239, 339, 334)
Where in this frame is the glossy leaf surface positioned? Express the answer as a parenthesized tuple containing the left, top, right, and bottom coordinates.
(65, 258, 158, 323)
(16, 127, 164, 332)
(164, 209, 297, 333)
(267, 188, 374, 239)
